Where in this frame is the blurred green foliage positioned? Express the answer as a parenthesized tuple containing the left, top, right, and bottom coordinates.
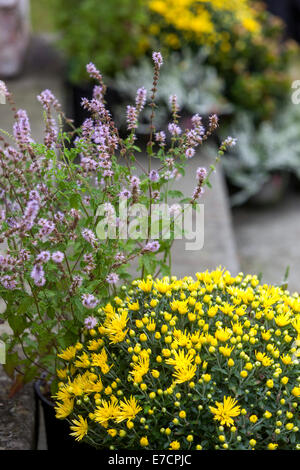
(31, 0, 56, 33)
(49, 0, 150, 83)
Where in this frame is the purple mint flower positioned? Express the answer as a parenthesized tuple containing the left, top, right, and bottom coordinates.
(185, 148, 195, 159)
(82, 228, 97, 246)
(196, 167, 207, 181)
(35, 277, 46, 287)
(30, 264, 45, 286)
(115, 252, 125, 263)
(191, 114, 203, 128)
(149, 170, 159, 183)
(52, 251, 64, 263)
(192, 186, 205, 200)
(222, 136, 237, 148)
(144, 240, 160, 252)
(106, 273, 119, 285)
(169, 94, 179, 113)
(130, 176, 140, 189)
(54, 211, 65, 222)
(126, 105, 138, 130)
(70, 275, 83, 292)
(29, 190, 41, 203)
(0, 81, 8, 98)
(86, 62, 102, 82)
(37, 89, 59, 110)
(38, 219, 55, 237)
(84, 316, 98, 330)
(152, 52, 163, 68)
(168, 123, 182, 137)
(135, 87, 147, 112)
(209, 114, 219, 129)
(93, 85, 104, 101)
(119, 188, 132, 199)
(36, 251, 51, 264)
(13, 109, 32, 146)
(82, 293, 99, 309)
(18, 249, 30, 263)
(23, 199, 39, 229)
(1, 275, 17, 290)
(82, 118, 94, 139)
(155, 131, 166, 147)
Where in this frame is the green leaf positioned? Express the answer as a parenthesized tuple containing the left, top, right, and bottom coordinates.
(3, 352, 20, 378)
(8, 315, 27, 335)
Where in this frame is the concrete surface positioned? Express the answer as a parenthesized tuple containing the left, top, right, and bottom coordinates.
(233, 191, 300, 293)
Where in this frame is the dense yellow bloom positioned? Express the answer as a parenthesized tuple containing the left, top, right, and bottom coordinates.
(255, 351, 273, 367)
(104, 310, 129, 344)
(140, 436, 149, 447)
(249, 415, 258, 424)
(268, 443, 278, 450)
(261, 330, 272, 341)
(148, 0, 260, 50)
(91, 348, 111, 374)
(130, 350, 150, 383)
(275, 313, 291, 327)
(74, 352, 90, 368)
(137, 278, 153, 293)
(94, 398, 120, 425)
(56, 368, 68, 379)
(116, 396, 142, 423)
(292, 315, 300, 340)
(281, 354, 292, 365)
(173, 364, 197, 384)
(70, 415, 88, 441)
(169, 440, 180, 450)
(165, 349, 194, 369)
(57, 345, 77, 361)
(215, 327, 232, 342)
(128, 300, 140, 311)
(209, 396, 241, 427)
(55, 270, 300, 450)
(88, 338, 104, 351)
(154, 279, 172, 294)
(55, 397, 74, 419)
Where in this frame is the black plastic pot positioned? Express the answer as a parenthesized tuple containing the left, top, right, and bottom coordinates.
(34, 380, 92, 450)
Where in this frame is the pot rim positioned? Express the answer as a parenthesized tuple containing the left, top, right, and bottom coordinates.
(34, 379, 55, 408)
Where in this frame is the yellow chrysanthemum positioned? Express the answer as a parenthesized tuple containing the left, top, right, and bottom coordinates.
(70, 415, 88, 441)
(209, 396, 241, 427)
(115, 396, 142, 423)
(55, 397, 74, 419)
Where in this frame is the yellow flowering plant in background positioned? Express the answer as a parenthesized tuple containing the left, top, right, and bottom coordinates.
(147, 0, 298, 121)
(54, 268, 300, 450)
(148, 0, 261, 48)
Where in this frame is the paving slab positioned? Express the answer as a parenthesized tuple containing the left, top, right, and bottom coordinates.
(0, 368, 36, 450)
(233, 192, 300, 293)
(172, 153, 240, 278)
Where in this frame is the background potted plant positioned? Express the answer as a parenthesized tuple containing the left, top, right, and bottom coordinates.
(50, 0, 150, 128)
(0, 53, 234, 448)
(48, 0, 300, 203)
